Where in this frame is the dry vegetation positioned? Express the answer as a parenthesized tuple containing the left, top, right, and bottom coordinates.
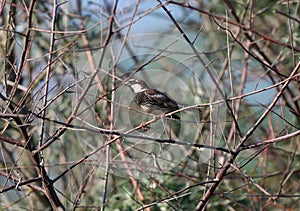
(0, 0, 300, 210)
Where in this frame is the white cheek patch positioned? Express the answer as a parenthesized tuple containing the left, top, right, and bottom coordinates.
(131, 83, 147, 93)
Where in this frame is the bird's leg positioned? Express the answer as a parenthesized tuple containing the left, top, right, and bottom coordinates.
(139, 114, 161, 131)
(140, 121, 150, 131)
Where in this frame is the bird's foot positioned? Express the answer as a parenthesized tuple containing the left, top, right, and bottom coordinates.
(140, 122, 150, 131)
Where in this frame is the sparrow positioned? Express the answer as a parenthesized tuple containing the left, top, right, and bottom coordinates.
(124, 78, 181, 119)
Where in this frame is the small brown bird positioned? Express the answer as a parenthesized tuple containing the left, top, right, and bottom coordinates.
(125, 78, 180, 119)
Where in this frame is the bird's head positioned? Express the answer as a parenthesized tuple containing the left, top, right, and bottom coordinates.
(124, 78, 150, 94)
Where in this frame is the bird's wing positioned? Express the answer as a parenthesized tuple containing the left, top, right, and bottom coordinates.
(145, 89, 179, 111)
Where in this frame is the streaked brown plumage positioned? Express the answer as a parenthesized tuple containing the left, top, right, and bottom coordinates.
(125, 78, 180, 119)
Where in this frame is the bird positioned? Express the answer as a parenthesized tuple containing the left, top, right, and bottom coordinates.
(124, 78, 181, 120)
